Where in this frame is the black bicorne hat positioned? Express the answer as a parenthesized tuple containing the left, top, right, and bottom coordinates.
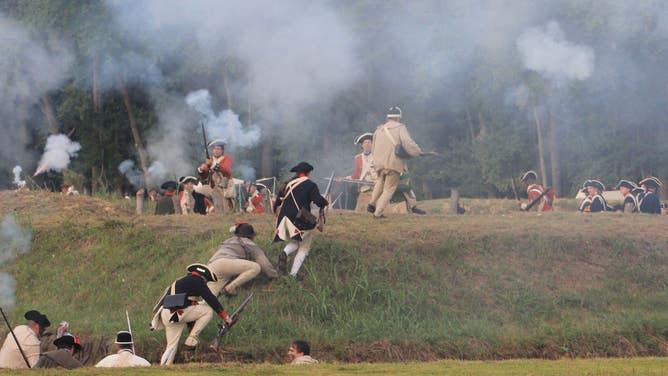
(289, 162, 314, 174)
(24, 310, 50, 328)
(187, 263, 218, 282)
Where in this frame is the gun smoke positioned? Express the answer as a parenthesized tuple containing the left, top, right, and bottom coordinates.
(0, 214, 32, 309)
(12, 166, 26, 189)
(34, 135, 82, 176)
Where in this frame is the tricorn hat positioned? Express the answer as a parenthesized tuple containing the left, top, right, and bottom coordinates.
(615, 179, 637, 190)
(632, 187, 644, 196)
(386, 106, 402, 119)
(161, 181, 178, 191)
(229, 222, 256, 239)
(354, 132, 373, 145)
(53, 333, 82, 352)
(583, 179, 605, 191)
(208, 138, 227, 149)
(187, 263, 218, 282)
(178, 176, 198, 185)
(115, 331, 133, 345)
(289, 162, 314, 174)
(24, 310, 50, 328)
(639, 176, 662, 190)
(520, 170, 538, 183)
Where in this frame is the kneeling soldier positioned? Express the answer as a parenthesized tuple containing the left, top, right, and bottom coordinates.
(33, 333, 83, 369)
(615, 179, 638, 213)
(152, 264, 232, 365)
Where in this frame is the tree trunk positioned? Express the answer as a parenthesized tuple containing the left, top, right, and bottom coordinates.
(466, 108, 475, 143)
(92, 54, 101, 112)
(39, 95, 60, 134)
(120, 84, 151, 188)
(449, 188, 460, 214)
(533, 108, 548, 186)
(91, 166, 98, 195)
(549, 112, 561, 196)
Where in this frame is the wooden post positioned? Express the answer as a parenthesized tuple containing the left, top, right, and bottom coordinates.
(136, 189, 144, 215)
(449, 188, 460, 214)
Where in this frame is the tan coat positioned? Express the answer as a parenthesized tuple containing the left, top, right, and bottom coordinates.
(372, 120, 423, 174)
(0, 325, 41, 368)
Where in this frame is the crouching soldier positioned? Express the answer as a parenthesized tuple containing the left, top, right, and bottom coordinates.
(207, 223, 278, 297)
(0, 310, 50, 368)
(34, 333, 83, 369)
(151, 264, 233, 365)
(95, 331, 150, 368)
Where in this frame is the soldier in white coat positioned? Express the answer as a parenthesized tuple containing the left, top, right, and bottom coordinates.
(95, 331, 150, 368)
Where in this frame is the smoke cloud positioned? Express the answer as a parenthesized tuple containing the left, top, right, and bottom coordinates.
(0, 214, 32, 309)
(118, 159, 170, 189)
(517, 21, 595, 82)
(34, 135, 81, 176)
(0, 13, 73, 184)
(12, 166, 26, 188)
(186, 89, 261, 148)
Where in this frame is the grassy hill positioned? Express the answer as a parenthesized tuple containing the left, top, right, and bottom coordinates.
(0, 190, 667, 364)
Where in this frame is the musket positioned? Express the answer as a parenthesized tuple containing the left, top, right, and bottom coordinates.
(323, 177, 375, 186)
(0, 308, 31, 368)
(211, 293, 253, 351)
(522, 187, 553, 211)
(200, 122, 215, 188)
(318, 170, 335, 232)
(125, 309, 135, 354)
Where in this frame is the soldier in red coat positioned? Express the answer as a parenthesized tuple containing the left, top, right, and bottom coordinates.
(519, 171, 554, 211)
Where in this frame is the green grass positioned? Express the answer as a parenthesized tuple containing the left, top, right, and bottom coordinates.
(3, 358, 668, 375)
(1, 191, 667, 365)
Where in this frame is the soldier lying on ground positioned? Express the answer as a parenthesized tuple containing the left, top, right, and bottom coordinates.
(288, 340, 318, 365)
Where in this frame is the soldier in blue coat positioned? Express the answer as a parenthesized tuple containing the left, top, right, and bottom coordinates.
(614, 179, 638, 213)
(580, 179, 609, 213)
(273, 162, 328, 277)
(638, 177, 662, 214)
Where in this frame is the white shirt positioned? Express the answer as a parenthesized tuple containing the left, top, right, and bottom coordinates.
(95, 349, 151, 368)
(0, 325, 41, 368)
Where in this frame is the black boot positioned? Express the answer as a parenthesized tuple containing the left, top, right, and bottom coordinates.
(367, 204, 376, 213)
(411, 206, 426, 215)
(278, 252, 287, 275)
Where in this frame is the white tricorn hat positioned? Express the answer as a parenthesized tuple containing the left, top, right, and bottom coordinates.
(208, 138, 227, 148)
(354, 132, 373, 145)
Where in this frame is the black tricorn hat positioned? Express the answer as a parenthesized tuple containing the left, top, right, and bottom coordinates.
(520, 170, 538, 183)
(615, 179, 637, 190)
(354, 132, 373, 145)
(386, 106, 402, 118)
(54, 333, 82, 352)
(234, 222, 256, 239)
(639, 177, 661, 190)
(178, 176, 198, 185)
(187, 263, 218, 282)
(161, 181, 178, 191)
(584, 179, 605, 191)
(115, 331, 133, 345)
(24, 310, 50, 328)
(289, 162, 314, 174)
(632, 187, 644, 196)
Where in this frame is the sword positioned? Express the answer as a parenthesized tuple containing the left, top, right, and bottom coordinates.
(211, 293, 254, 351)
